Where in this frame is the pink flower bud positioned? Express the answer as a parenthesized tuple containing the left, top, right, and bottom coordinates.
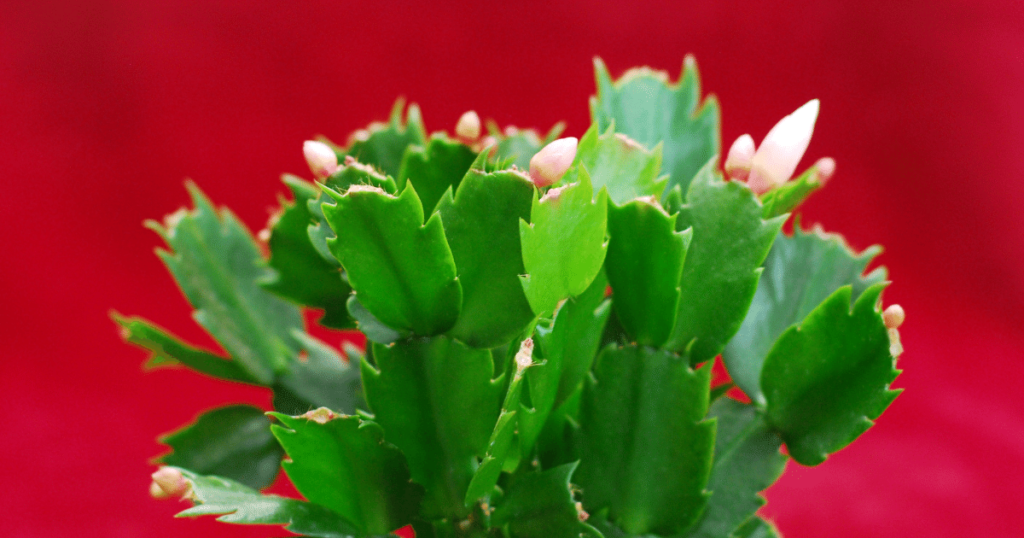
(303, 140, 340, 179)
(813, 156, 836, 185)
(455, 110, 481, 141)
(748, 99, 820, 194)
(150, 467, 189, 499)
(883, 304, 905, 329)
(724, 134, 756, 181)
(529, 137, 578, 188)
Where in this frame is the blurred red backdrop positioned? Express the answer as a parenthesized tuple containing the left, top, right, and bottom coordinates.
(2, 1, 1023, 536)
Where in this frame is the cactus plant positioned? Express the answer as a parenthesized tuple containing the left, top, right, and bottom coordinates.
(118, 57, 904, 538)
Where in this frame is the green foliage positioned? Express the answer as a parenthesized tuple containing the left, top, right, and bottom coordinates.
(683, 399, 786, 538)
(146, 182, 304, 383)
(437, 167, 537, 348)
(567, 123, 666, 204)
(362, 337, 501, 519)
(271, 411, 422, 534)
(129, 58, 905, 538)
(263, 175, 354, 329)
(323, 182, 462, 335)
(398, 135, 478, 217)
(591, 57, 719, 195)
(172, 467, 367, 537)
(724, 223, 887, 404)
(605, 198, 690, 347)
(577, 345, 715, 535)
(519, 167, 609, 317)
(664, 163, 786, 364)
(158, 405, 283, 490)
(761, 284, 901, 465)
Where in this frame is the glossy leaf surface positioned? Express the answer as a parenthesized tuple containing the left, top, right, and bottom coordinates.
(566, 123, 666, 204)
(339, 99, 427, 177)
(270, 412, 422, 535)
(760, 165, 825, 219)
(664, 164, 785, 364)
(158, 405, 282, 490)
(363, 337, 501, 518)
(684, 399, 786, 538)
(323, 183, 461, 335)
(591, 57, 719, 195)
(491, 463, 601, 538)
(148, 183, 304, 383)
(605, 198, 690, 347)
(173, 467, 364, 538)
(113, 313, 257, 384)
(398, 135, 477, 217)
(519, 168, 608, 317)
(263, 175, 353, 329)
(464, 345, 531, 505)
(521, 271, 611, 455)
(761, 284, 901, 465)
(725, 224, 886, 404)
(577, 345, 714, 535)
(437, 167, 536, 348)
(273, 331, 364, 415)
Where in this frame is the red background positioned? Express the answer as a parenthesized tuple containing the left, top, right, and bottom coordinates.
(3, 1, 1023, 537)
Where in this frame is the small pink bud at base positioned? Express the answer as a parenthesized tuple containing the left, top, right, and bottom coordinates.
(455, 110, 481, 141)
(724, 134, 756, 181)
(813, 157, 836, 185)
(150, 467, 189, 499)
(529, 137, 578, 188)
(883, 304, 905, 329)
(749, 99, 820, 193)
(302, 407, 337, 424)
(303, 140, 340, 179)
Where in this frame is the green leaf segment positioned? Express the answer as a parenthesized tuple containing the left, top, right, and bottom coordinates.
(126, 58, 905, 538)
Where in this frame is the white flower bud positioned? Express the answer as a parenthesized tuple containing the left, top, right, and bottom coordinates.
(455, 110, 481, 141)
(724, 134, 756, 181)
(883, 304, 905, 329)
(150, 467, 189, 499)
(529, 137, 578, 188)
(303, 140, 340, 179)
(748, 99, 820, 194)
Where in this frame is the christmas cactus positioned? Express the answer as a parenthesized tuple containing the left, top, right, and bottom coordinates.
(118, 57, 905, 538)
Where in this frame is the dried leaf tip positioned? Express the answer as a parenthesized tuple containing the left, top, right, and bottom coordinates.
(529, 137, 578, 188)
(303, 140, 340, 179)
(748, 99, 820, 194)
(302, 407, 337, 424)
(514, 338, 534, 372)
(455, 110, 481, 141)
(150, 467, 190, 500)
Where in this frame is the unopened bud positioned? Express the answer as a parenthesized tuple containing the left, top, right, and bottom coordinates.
(455, 110, 481, 141)
(303, 140, 340, 179)
(529, 137, 578, 188)
(748, 99, 820, 194)
(813, 157, 836, 185)
(150, 467, 189, 499)
(724, 134, 756, 181)
(515, 338, 534, 372)
(883, 304, 905, 329)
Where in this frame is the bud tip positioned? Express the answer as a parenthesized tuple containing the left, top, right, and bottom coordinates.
(303, 140, 340, 179)
(883, 304, 905, 329)
(455, 110, 481, 141)
(529, 137, 578, 188)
